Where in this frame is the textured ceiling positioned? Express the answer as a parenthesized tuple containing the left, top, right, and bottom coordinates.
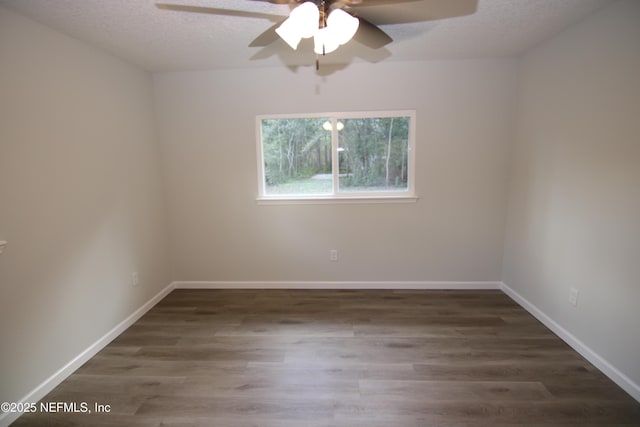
(0, 0, 614, 71)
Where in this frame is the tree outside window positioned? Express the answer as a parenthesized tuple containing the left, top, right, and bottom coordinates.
(258, 111, 415, 200)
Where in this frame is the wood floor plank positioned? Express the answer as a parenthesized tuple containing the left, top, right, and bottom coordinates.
(333, 399, 640, 424)
(11, 289, 640, 426)
(358, 379, 553, 401)
(134, 395, 336, 419)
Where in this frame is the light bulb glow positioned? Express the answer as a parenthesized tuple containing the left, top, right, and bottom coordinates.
(276, 1, 319, 49)
(327, 9, 359, 45)
(314, 27, 339, 55)
(277, 3, 358, 54)
(293, 2, 320, 39)
(322, 121, 345, 131)
(275, 19, 303, 50)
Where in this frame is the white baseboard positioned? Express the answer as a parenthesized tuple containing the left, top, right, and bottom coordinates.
(500, 282, 640, 402)
(173, 280, 502, 290)
(0, 282, 175, 427)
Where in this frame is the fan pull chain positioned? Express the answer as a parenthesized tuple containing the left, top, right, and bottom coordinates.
(317, 0, 327, 71)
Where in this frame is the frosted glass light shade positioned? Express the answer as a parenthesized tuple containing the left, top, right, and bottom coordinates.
(327, 9, 359, 45)
(276, 1, 319, 50)
(314, 27, 339, 55)
(294, 2, 320, 39)
(276, 20, 303, 49)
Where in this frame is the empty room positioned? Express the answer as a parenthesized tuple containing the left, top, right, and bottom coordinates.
(0, 0, 639, 425)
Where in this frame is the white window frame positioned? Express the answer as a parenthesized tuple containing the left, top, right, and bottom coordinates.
(256, 110, 417, 204)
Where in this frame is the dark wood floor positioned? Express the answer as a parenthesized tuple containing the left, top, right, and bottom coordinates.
(13, 289, 640, 426)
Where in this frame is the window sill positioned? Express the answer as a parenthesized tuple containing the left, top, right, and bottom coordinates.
(256, 195, 418, 205)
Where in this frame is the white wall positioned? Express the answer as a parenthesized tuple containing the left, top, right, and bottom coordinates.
(0, 7, 171, 407)
(153, 59, 516, 283)
(503, 0, 640, 388)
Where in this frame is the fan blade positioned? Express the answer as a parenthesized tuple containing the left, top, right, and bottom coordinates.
(249, 0, 420, 5)
(155, 3, 285, 21)
(353, 16, 392, 49)
(245, 0, 298, 4)
(333, 0, 421, 7)
(249, 20, 286, 47)
(351, 0, 478, 25)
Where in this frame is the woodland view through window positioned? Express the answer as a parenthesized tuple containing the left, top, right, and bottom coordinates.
(257, 111, 415, 200)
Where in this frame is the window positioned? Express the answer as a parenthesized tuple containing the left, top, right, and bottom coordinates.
(257, 110, 416, 202)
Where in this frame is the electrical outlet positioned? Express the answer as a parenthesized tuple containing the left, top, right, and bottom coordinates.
(329, 249, 338, 262)
(569, 287, 579, 306)
(132, 272, 139, 287)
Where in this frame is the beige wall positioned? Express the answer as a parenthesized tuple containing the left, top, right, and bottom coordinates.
(503, 0, 640, 386)
(0, 8, 170, 405)
(153, 59, 516, 282)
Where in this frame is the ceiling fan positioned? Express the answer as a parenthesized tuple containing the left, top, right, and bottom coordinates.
(156, 0, 478, 68)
